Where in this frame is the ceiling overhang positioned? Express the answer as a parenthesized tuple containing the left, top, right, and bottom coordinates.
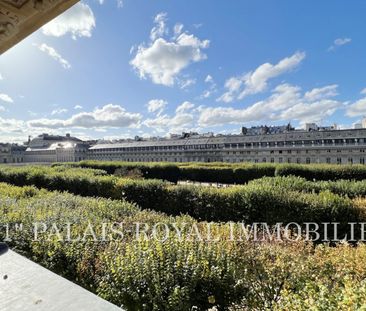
(0, 0, 79, 54)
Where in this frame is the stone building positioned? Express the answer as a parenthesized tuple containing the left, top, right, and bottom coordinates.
(0, 143, 26, 164)
(88, 125, 366, 165)
(24, 133, 89, 163)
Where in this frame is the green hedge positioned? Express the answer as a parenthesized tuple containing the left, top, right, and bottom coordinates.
(54, 161, 366, 184)
(249, 176, 366, 199)
(275, 164, 366, 181)
(53, 161, 277, 184)
(3, 182, 366, 310)
(0, 166, 362, 228)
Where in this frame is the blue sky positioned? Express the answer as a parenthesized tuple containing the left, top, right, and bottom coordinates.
(1, 0, 366, 143)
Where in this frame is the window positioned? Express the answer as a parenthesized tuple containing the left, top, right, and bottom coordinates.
(306, 158, 310, 164)
(326, 158, 331, 164)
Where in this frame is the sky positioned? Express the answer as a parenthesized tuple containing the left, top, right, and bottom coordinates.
(1, 0, 366, 143)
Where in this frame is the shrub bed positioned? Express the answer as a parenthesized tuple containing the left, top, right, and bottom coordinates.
(2, 182, 366, 310)
(54, 161, 366, 184)
(0, 166, 363, 229)
(275, 163, 366, 181)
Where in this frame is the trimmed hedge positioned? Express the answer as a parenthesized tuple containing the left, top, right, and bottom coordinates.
(249, 176, 366, 199)
(275, 163, 366, 181)
(53, 161, 277, 184)
(0, 166, 362, 228)
(54, 161, 366, 184)
(3, 182, 366, 310)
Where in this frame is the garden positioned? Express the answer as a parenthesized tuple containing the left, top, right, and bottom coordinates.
(1, 162, 366, 310)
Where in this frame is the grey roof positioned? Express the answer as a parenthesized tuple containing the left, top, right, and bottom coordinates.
(89, 128, 366, 150)
(0, 250, 123, 311)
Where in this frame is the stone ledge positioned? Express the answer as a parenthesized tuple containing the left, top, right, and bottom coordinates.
(0, 250, 122, 311)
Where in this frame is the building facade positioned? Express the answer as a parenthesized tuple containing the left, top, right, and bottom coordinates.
(24, 134, 89, 163)
(0, 143, 26, 164)
(88, 126, 366, 165)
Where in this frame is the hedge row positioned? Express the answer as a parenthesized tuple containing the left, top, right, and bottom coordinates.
(275, 164, 366, 181)
(3, 182, 366, 309)
(54, 160, 277, 184)
(249, 176, 366, 199)
(54, 161, 366, 183)
(0, 166, 362, 227)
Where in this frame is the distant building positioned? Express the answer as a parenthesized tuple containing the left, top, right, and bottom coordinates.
(362, 117, 366, 129)
(0, 143, 26, 164)
(88, 124, 366, 165)
(24, 133, 89, 163)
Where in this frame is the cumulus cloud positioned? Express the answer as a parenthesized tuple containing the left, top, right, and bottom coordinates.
(304, 84, 338, 101)
(35, 43, 71, 69)
(130, 13, 209, 86)
(176, 101, 195, 113)
(200, 83, 341, 127)
(28, 104, 141, 129)
(42, 3, 95, 39)
(328, 37, 352, 51)
(147, 99, 168, 116)
(0, 73, 3, 80)
(217, 52, 306, 103)
(346, 97, 366, 117)
(144, 101, 195, 132)
(0, 93, 13, 103)
(361, 88, 366, 95)
(74, 105, 83, 110)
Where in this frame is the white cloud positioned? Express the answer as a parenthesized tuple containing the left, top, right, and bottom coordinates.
(201, 74, 217, 98)
(205, 75, 213, 83)
(51, 108, 68, 115)
(35, 43, 71, 69)
(42, 3, 95, 39)
(0, 73, 3, 80)
(0, 93, 13, 103)
(176, 101, 194, 113)
(28, 104, 142, 129)
(361, 88, 366, 95)
(74, 105, 83, 110)
(98, 0, 123, 7)
(304, 84, 338, 101)
(130, 13, 209, 86)
(147, 99, 168, 116)
(346, 97, 366, 117)
(150, 12, 168, 41)
(144, 101, 195, 132)
(0, 106, 5, 112)
(174, 23, 184, 37)
(328, 38, 352, 51)
(179, 78, 196, 89)
(217, 51, 306, 102)
(334, 38, 352, 46)
(200, 83, 341, 127)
